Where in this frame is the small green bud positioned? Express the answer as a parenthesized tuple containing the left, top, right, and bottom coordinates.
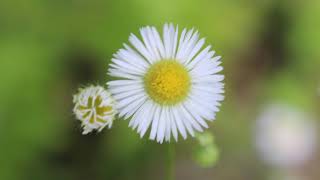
(196, 131, 214, 146)
(193, 144, 219, 168)
(193, 131, 220, 167)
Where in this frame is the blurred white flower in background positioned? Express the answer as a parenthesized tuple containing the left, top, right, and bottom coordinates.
(73, 85, 117, 135)
(255, 104, 317, 169)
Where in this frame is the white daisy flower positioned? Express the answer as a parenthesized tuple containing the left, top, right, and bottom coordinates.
(73, 85, 117, 135)
(107, 23, 224, 143)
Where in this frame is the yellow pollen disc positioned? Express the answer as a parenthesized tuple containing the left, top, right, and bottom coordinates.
(144, 60, 191, 105)
(77, 96, 113, 124)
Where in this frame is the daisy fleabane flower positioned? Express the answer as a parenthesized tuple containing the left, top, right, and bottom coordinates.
(107, 23, 224, 143)
(73, 85, 117, 135)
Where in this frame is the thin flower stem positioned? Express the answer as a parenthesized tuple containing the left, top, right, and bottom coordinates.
(166, 143, 175, 180)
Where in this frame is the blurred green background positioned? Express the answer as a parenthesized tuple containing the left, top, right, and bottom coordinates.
(0, 0, 319, 179)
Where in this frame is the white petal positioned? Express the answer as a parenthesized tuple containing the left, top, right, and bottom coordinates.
(149, 104, 161, 140)
(140, 102, 159, 137)
(145, 27, 161, 60)
(108, 67, 142, 77)
(176, 28, 187, 58)
(156, 107, 166, 143)
(151, 27, 166, 59)
(129, 100, 150, 129)
(192, 75, 225, 83)
(163, 23, 174, 59)
(181, 104, 203, 132)
(168, 108, 178, 141)
(184, 100, 209, 128)
(172, 25, 179, 59)
(188, 93, 219, 120)
(179, 31, 199, 64)
(186, 46, 213, 70)
(113, 88, 144, 100)
(192, 85, 225, 96)
(122, 44, 149, 69)
(172, 107, 187, 139)
(176, 28, 195, 62)
(129, 33, 153, 63)
(140, 27, 157, 62)
(185, 38, 205, 64)
(118, 95, 147, 118)
(137, 100, 156, 135)
(164, 107, 171, 142)
(110, 57, 145, 75)
(115, 50, 147, 71)
(108, 70, 141, 80)
(109, 83, 143, 94)
(107, 79, 142, 87)
(116, 93, 146, 110)
(176, 105, 195, 137)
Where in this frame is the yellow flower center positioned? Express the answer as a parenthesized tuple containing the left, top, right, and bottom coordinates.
(78, 96, 113, 124)
(144, 60, 191, 105)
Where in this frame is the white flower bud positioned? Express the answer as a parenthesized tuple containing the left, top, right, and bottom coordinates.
(73, 85, 117, 134)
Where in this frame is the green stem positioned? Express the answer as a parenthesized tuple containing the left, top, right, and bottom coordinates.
(166, 143, 175, 180)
